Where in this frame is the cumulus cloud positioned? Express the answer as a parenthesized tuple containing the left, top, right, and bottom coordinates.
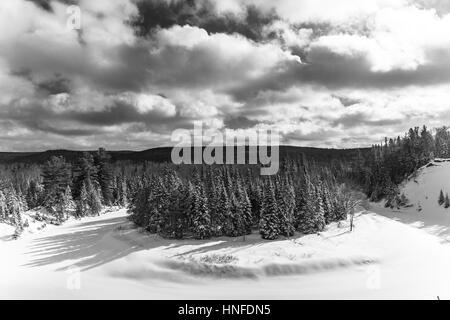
(2, 0, 450, 150)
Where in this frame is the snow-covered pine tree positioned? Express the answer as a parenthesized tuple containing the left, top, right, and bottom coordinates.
(297, 180, 325, 234)
(42, 156, 71, 216)
(128, 183, 150, 229)
(206, 172, 221, 236)
(240, 187, 253, 235)
(294, 181, 307, 229)
(95, 148, 114, 206)
(148, 177, 167, 234)
(249, 181, 262, 225)
(275, 178, 295, 237)
(0, 190, 6, 221)
(259, 180, 280, 240)
(7, 188, 23, 238)
(78, 180, 89, 217)
(228, 192, 245, 237)
(86, 178, 102, 216)
(120, 179, 128, 207)
(218, 181, 233, 236)
(445, 193, 450, 209)
(192, 182, 212, 239)
(26, 180, 41, 209)
(164, 189, 184, 239)
(62, 185, 74, 219)
(314, 187, 326, 231)
(321, 184, 334, 223)
(439, 189, 445, 206)
(331, 192, 346, 221)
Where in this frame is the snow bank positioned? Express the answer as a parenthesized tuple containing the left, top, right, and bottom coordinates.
(0, 206, 125, 242)
(376, 158, 450, 240)
(104, 212, 381, 282)
(0, 222, 15, 240)
(3, 205, 450, 299)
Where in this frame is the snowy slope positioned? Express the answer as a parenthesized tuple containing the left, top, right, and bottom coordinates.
(375, 158, 450, 241)
(402, 159, 450, 211)
(2, 207, 450, 299)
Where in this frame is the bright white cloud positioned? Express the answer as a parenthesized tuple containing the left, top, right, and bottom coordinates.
(1, 0, 450, 150)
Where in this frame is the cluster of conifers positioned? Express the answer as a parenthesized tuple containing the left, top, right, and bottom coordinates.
(129, 162, 350, 240)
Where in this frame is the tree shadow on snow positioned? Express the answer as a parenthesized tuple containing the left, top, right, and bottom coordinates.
(22, 216, 151, 271)
(21, 215, 317, 273)
(374, 204, 450, 242)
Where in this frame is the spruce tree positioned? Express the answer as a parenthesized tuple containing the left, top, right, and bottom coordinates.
(95, 148, 114, 206)
(62, 185, 74, 219)
(129, 184, 151, 229)
(78, 181, 89, 217)
(8, 189, 23, 238)
(259, 180, 280, 240)
(26, 180, 41, 209)
(218, 181, 233, 236)
(321, 185, 333, 223)
(86, 178, 102, 216)
(164, 189, 184, 239)
(229, 193, 245, 237)
(241, 188, 253, 235)
(276, 180, 295, 237)
(297, 181, 325, 234)
(148, 178, 168, 234)
(42, 156, 71, 217)
(0, 190, 6, 221)
(445, 194, 450, 209)
(72, 152, 98, 200)
(120, 179, 128, 207)
(192, 182, 212, 239)
(439, 189, 445, 206)
(249, 182, 262, 225)
(207, 173, 221, 236)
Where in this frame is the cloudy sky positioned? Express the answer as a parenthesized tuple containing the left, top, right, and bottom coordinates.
(2, 0, 450, 151)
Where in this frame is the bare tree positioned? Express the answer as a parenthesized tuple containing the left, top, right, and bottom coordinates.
(337, 183, 368, 232)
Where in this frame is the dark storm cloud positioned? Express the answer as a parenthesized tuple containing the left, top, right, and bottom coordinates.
(26, 0, 78, 12)
(130, 0, 278, 41)
(68, 101, 174, 126)
(20, 120, 101, 136)
(26, 0, 53, 11)
(331, 112, 403, 129)
(36, 77, 71, 95)
(283, 129, 338, 143)
(229, 47, 450, 101)
(332, 95, 361, 107)
(223, 116, 260, 129)
(0, 96, 193, 138)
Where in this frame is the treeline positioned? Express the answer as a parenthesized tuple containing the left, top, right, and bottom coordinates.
(0, 148, 132, 236)
(351, 125, 450, 205)
(128, 161, 359, 240)
(0, 151, 359, 240)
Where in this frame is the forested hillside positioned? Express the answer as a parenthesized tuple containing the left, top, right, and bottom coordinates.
(2, 125, 450, 241)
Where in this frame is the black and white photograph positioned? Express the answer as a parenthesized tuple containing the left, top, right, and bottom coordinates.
(1, 0, 450, 303)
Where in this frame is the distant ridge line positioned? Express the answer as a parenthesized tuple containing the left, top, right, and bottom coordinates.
(0, 146, 371, 164)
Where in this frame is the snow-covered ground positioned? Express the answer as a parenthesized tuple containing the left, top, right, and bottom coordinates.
(3, 161, 450, 299)
(374, 158, 450, 241)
